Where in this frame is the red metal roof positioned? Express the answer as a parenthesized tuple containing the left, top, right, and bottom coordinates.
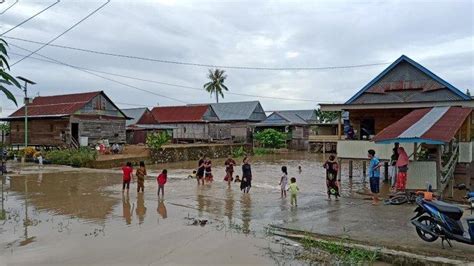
(373, 107, 472, 144)
(150, 105, 210, 123)
(9, 91, 101, 118)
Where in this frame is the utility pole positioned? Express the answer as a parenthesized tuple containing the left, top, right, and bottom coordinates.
(16, 77, 35, 150)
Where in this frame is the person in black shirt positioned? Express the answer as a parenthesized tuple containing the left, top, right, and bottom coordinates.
(389, 143, 399, 190)
(241, 156, 252, 193)
(196, 153, 205, 186)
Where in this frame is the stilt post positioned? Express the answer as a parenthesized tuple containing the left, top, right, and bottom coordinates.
(348, 160, 353, 179)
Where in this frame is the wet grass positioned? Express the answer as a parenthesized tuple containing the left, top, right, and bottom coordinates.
(300, 234, 379, 264)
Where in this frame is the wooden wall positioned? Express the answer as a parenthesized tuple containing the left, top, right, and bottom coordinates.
(172, 123, 208, 140)
(348, 108, 413, 139)
(71, 116, 126, 145)
(9, 118, 69, 146)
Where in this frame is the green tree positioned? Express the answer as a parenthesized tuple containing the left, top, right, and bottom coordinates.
(254, 129, 287, 149)
(0, 38, 20, 106)
(203, 68, 228, 103)
(146, 132, 170, 149)
(315, 108, 339, 123)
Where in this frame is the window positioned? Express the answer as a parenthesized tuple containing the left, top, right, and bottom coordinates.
(50, 124, 54, 132)
(16, 125, 19, 132)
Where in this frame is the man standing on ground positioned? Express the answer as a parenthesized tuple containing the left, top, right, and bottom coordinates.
(368, 149, 382, 205)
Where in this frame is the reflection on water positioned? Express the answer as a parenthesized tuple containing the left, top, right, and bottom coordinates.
(157, 200, 167, 219)
(9, 172, 120, 221)
(136, 193, 147, 224)
(240, 194, 251, 234)
(224, 188, 234, 225)
(122, 193, 133, 225)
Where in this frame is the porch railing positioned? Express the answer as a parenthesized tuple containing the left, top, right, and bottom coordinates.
(439, 145, 459, 192)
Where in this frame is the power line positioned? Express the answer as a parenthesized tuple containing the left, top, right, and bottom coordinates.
(8, 50, 336, 103)
(9, 43, 190, 104)
(11, 0, 109, 66)
(1, 1, 60, 36)
(3, 36, 391, 71)
(0, 0, 18, 15)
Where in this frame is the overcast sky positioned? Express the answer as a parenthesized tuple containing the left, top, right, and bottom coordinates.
(0, 0, 472, 116)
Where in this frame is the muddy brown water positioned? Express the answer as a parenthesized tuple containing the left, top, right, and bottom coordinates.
(0, 153, 387, 265)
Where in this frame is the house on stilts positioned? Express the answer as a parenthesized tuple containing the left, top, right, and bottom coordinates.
(320, 55, 474, 195)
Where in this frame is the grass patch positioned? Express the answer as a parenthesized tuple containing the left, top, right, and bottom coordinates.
(0, 209, 7, 220)
(300, 234, 379, 264)
(46, 148, 98, 167)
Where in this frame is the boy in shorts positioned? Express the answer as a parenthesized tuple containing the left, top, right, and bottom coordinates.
(368, 149, 382, 205)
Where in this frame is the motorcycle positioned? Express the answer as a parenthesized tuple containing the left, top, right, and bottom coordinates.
(411, 185, 474, 248)
(456, 184, 474, 215)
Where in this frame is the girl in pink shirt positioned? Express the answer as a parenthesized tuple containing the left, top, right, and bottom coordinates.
(157, 169, 168, 198)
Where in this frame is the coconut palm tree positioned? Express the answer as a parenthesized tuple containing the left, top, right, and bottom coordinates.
(0, 38, 20, 106)
(203, 68, 228, 103)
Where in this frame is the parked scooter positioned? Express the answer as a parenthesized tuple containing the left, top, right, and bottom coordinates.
(455, 184, 474, 214)
(411, 185, 474, 248)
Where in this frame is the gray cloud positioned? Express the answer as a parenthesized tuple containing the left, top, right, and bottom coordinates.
(0, 0, 472, 116)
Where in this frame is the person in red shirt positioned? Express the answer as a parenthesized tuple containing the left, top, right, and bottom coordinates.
(157, 169, 168, 198)
(122, 162, 133, 193)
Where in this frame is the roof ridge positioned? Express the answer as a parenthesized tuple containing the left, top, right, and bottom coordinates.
(34, 90, 102, 98)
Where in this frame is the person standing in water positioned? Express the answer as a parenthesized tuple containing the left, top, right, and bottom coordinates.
(204, 156, 213, 183)
(122, 162, 133, 193)
(157, 169, 168, 198)
(279, 166, 288, 198)
(196, 153, 205, 186)
(241, 156, 252, 193)
(136, 161, 147, 193)
(324, 155, 339, 200)
(288, 177, 300, 206)
(224, 155, 237, 187)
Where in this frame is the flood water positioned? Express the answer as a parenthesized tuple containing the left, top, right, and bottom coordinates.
(0, 152, 381, 265)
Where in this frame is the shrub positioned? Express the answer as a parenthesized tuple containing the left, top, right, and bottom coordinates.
(254, 129, 287, 149)
(146, 132, 170, 150)
(45, 148, 97, 167)
(232, 146, 246, 158)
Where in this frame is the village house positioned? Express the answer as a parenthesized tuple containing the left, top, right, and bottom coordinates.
(254, 110, 318, 150)
(210, 101, 266, 142)
(3, 91, 129, 148)
(320, 55, 474, 191)
(122, 107, 174, 144)
(148, 105, 230, 142)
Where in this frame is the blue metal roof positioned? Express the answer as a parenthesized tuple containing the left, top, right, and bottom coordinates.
(345, 55, 470, 104)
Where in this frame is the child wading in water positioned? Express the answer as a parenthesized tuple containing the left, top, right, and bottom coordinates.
(288, 177, 299, 206)
(279, 166, 288, 198)
(324, 155, 340, 200)
(122, 162, 133, 193)
(157, 169, 168, 198)
(136, 161, 147, 193)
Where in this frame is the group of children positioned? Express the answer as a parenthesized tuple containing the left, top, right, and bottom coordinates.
(120, 152, 345, 207)
(278, 166, 300, 206)
(121, 161, 168, 198)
